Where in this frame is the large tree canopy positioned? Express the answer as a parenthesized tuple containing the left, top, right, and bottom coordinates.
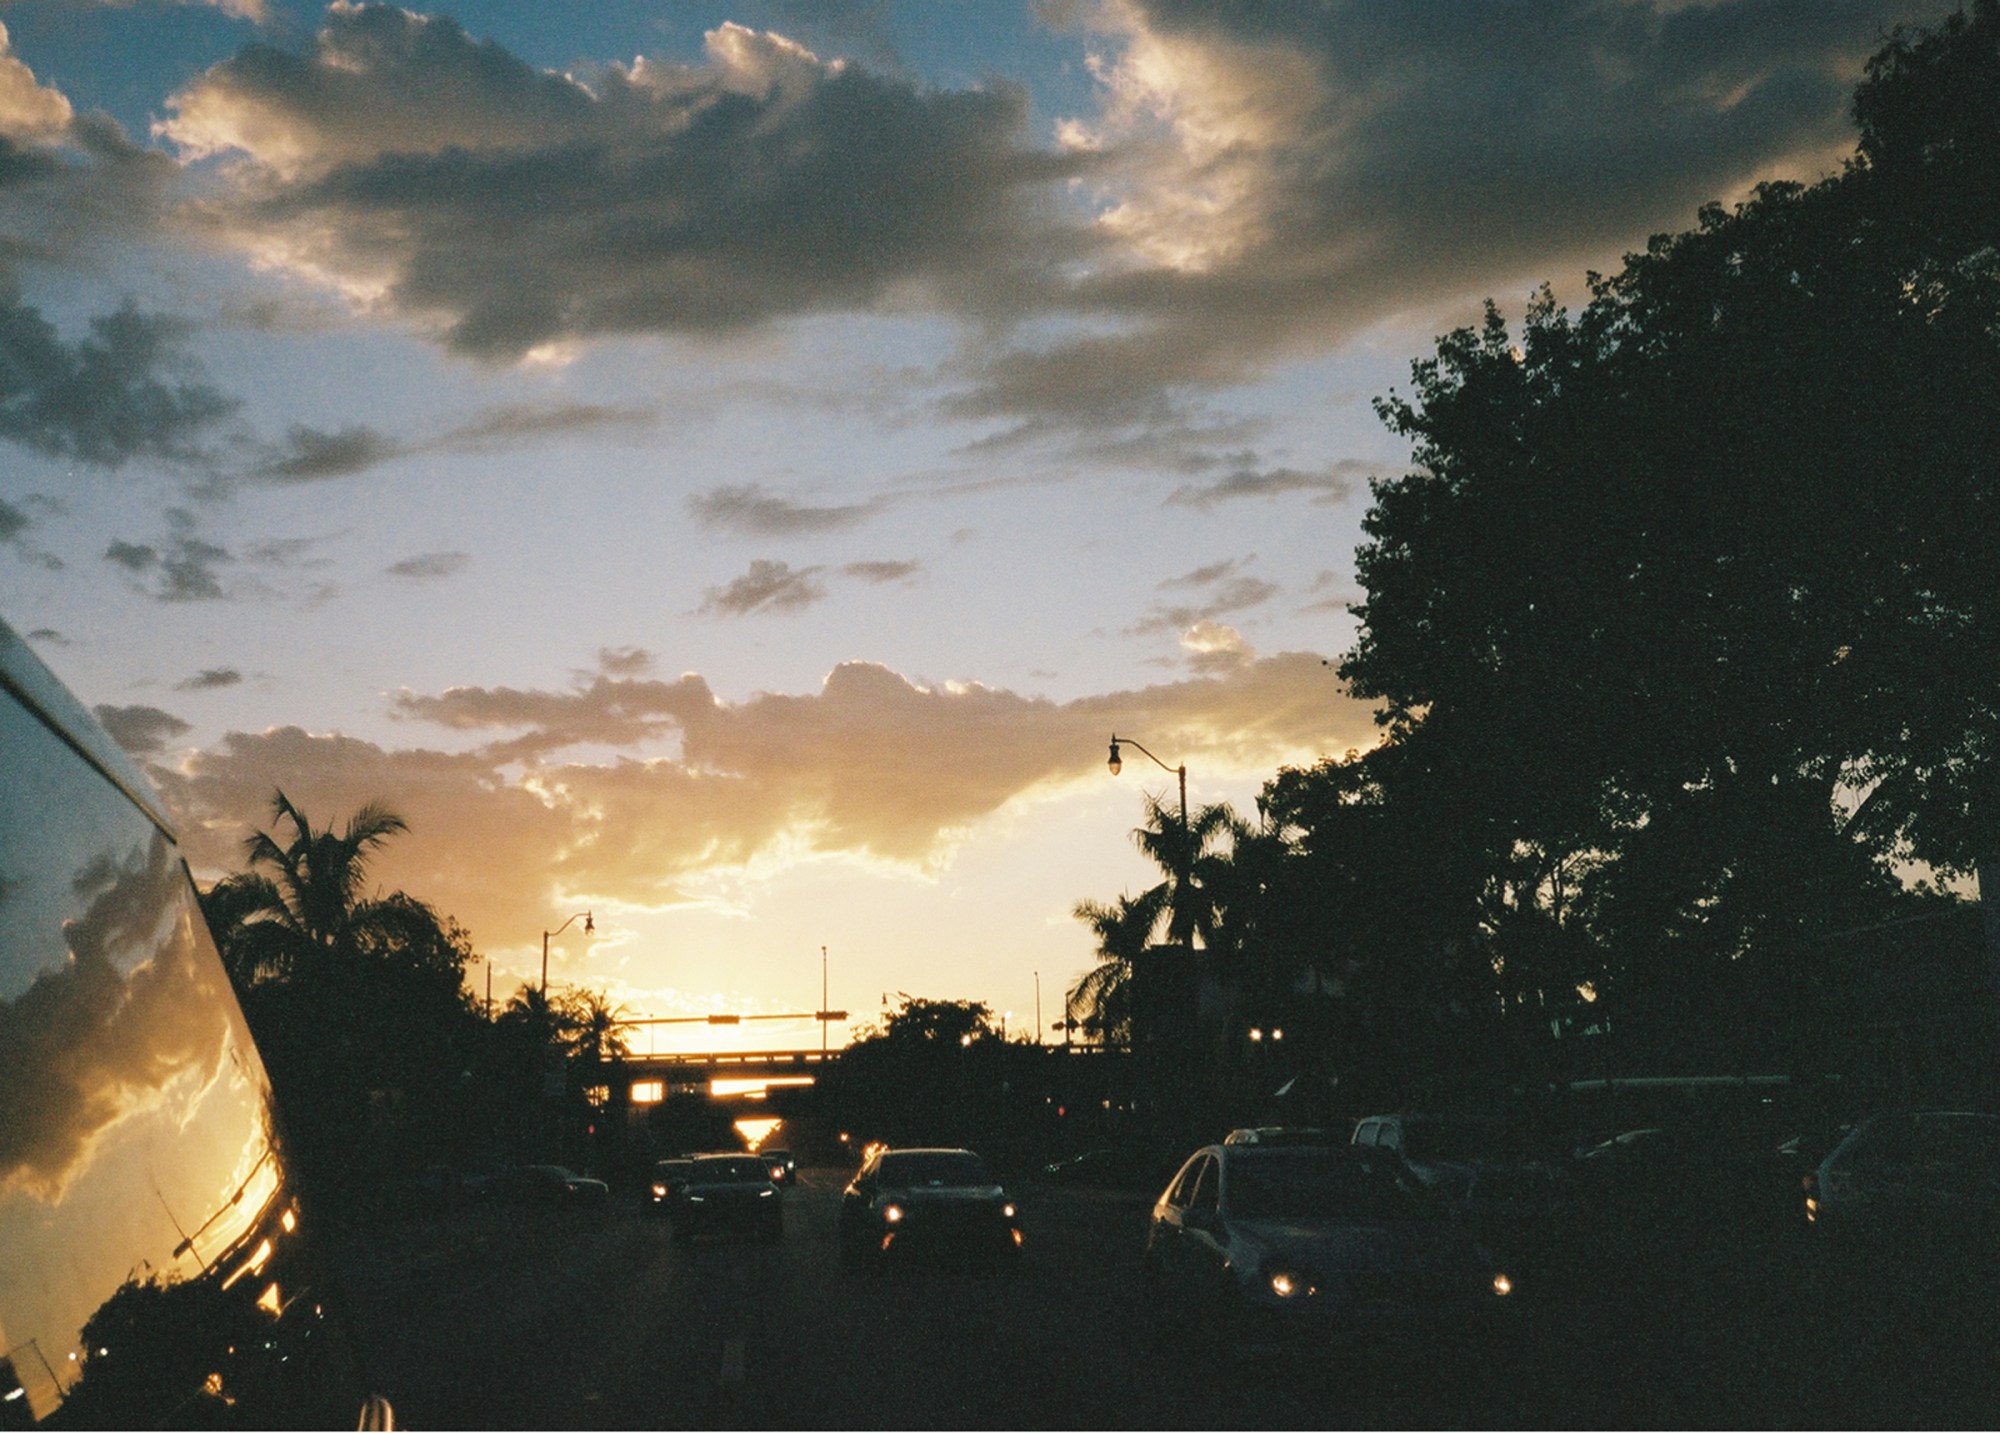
(1345, 0, 2000, 880)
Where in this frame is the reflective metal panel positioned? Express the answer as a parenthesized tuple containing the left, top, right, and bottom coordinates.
(0, 620, 366, 1426)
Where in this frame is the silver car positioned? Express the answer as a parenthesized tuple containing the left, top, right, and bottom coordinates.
(1144, 1143, 1515, 1351)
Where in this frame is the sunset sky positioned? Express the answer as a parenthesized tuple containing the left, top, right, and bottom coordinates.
(0, 0, 1919, 1049)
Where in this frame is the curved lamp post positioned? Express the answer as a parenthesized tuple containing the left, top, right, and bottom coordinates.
(541, 910, 593, 996)
(1107, 733, 1188, 847)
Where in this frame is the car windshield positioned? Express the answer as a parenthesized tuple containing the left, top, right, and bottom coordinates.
(1226, 1153, 1432, 1222)
(879, 1152, 992, 1187)
(691, 1157, 769, 1183)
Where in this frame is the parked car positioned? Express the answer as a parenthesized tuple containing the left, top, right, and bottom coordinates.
(1224, 1126, 1341, 1147)
(763, 1148, 799, 1185)
(0, 618, 387, 1426)
(840, 1147, 1023, 1268)
(672, 1154, 784, 1244)
(1351, 1113, 1536, 1203)
(1807, 1109, 2000, 1249)
(1143, 1143, 1515, 1353)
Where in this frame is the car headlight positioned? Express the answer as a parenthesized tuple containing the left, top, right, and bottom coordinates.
(651, 1183, 667, 1198)
(1002, 1202, 1017, 1219)
(1262, 1263, 1312, 1299)
(882, 1202, 904, 1223)
(1492, 1273, 1513, 1298)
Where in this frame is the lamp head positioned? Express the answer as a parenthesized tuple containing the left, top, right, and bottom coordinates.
(1107, 739, 1122, 776)
(584, 912, 595, 934)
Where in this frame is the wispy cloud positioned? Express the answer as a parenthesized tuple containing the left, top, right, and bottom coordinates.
(251, 423, 397, 482)
(842, 559, 921, 585)
(175, 667, 242, 691)
(689, 483, 888, 537)
(386, 551, 470, 581)
(1167, 463, 1362, 510)
(698, 559, 828, 617)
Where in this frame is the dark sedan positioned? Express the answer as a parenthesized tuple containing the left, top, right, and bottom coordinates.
(1144, 1143, 1514, 1353)
(840, 1147, 1023, 1268)
(672, 1154, 784, 1244)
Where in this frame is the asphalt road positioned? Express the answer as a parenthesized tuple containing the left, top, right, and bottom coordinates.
(335, 1170, 1999, 1429)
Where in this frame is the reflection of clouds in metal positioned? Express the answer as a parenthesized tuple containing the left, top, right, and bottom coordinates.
(0, 831, 232, 1204)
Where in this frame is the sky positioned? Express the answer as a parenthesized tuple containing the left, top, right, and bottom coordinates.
(0, 0, 1925, 1051)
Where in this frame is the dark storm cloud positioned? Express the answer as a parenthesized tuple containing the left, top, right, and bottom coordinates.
(385, 550, 469, 581)
(93, 703, 192, 756)
(175, 667, 242, 691)
(698, 559, 827, 617)
(688, 483, 886, 537)
(161, 5, 1079, 359)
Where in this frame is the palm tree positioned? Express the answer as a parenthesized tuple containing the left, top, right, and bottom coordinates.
(556, 987, 632, 1064)
(206, 790, 409, 986)
(1066, 887, 1167, 1046)
(1128, 792, 1242, 950)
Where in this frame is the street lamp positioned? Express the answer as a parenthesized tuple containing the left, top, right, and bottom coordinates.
(541, 910, 593, 996)
(1107, 734, 1188, 846)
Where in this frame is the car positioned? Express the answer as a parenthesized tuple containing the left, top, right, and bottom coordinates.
(1351, 1112, 1533, 1203)
(672, 1154, 784, 1244)
(1224, 1126, 1340, 1147)
(840, 1146, 1023, 1269)
(491, 1163, 610, 1207)
(646, 1156, 696, 1212)
(1806, 1109, 2000, 1249)
(1143, 1143, 1515, 1354)
(0, 618, 388, 1426)
(762, 1148, 799, 1185)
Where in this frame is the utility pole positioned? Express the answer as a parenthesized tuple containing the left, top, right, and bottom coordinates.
(822, 946, 829, 1057)
(1035, 971, 1042, 1044)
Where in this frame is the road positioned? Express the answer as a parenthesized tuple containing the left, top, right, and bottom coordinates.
(335, 1169, 1997, 1428)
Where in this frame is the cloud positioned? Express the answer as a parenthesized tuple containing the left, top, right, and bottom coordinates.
(1130, 570, 1281, 638)
(251, 422, 397, 481)
(385, 550, 469, 581)
(596, 646, 654, 677)
(102, 510, 230, 601)
(0, 296, 237, 467)
(689, 483, 886, 537)
(842, 559, 921, 584)
(93, 703, 193, 756)
(0, 22, 73, 140)
(441, 401, 655, 446)
(154, 652, 1379, 947)
(175, 667, 242, 691)
(947, 0, 1905, 427)
(699, 559, 828, 617)
(159, 6, 1078, 358)
(1167, 462, 1362, 509)
(1179, 619, 1251, 676)
(0, 493, 61, 569)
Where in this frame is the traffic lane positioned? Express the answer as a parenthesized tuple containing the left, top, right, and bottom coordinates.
(601, 1174, 1520, 1431)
